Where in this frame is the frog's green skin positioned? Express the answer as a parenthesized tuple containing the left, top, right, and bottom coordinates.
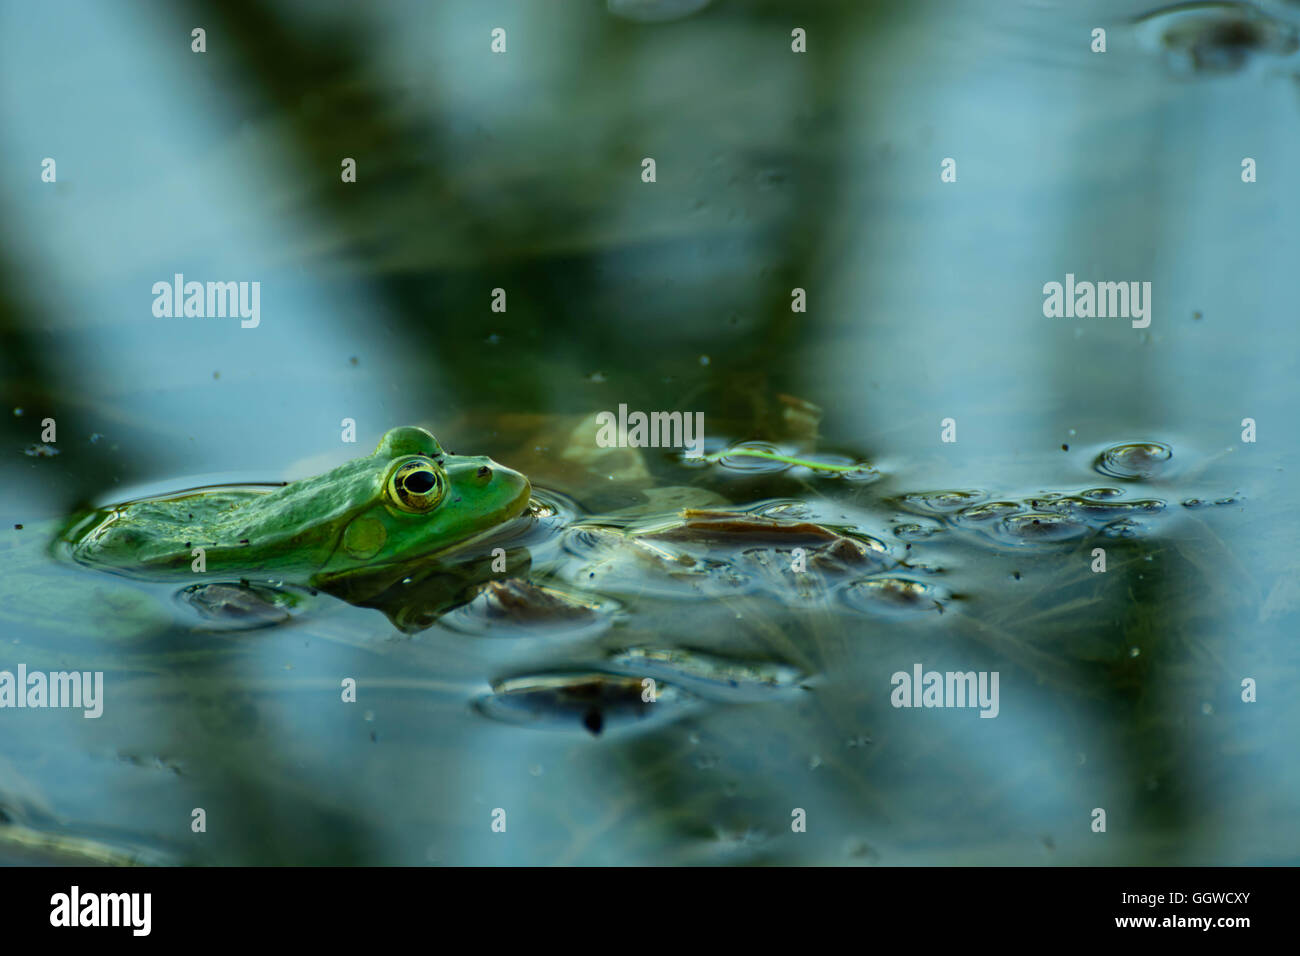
(60, 427, 531, 588)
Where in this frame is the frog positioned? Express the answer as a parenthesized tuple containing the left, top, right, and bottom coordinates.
(56, 426, 533, 623)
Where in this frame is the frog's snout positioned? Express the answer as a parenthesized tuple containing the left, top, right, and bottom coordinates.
(480, 458, 532, 517)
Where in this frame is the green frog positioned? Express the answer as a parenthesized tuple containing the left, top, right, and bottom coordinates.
(60, 426, 531, 598)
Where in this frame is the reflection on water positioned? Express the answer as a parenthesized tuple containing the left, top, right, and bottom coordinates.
(1, 0, 1298, 865)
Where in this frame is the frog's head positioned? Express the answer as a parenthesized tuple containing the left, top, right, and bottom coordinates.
(311, 426, 532, 581)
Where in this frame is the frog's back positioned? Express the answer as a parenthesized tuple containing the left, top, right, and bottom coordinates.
(63, 489, 279, 577)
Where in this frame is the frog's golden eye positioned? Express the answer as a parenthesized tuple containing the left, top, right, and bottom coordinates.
(386, 458, 446, 513)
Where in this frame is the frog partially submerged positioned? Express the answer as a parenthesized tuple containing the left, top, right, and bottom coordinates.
(59, 427, 532, 624)
(49, 423, 1228, 639)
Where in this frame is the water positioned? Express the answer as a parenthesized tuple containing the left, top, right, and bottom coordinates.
(1, 0, 1297, 864)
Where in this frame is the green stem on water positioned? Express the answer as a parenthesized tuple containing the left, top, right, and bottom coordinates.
(697, 448, 872, 474)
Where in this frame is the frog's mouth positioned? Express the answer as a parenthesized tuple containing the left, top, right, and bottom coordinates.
(422, 473, 534, 561)
(56, 510, 115, 566)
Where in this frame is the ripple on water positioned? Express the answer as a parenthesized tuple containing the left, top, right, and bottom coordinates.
(1133, 2, 1300, 76)
(561, 510, 894, 601)
(898, 490, 987, 514)
(605, 646, 807, 702)
(712, 440, 794, 474)
(842, 577, 949, 616)
(892, 521, 944, 541)
(515, 488, 582, 544)
(1182, 493, 1244, 508)
(1095, 441, 1173, 480)
(1102, 518, 1146, 538)
(175, 582, 306, 631)
(473, 673, 694, 736)
(1026, 495, 1166, 519)
(561, 524, 759, 598)
(1080, 487, 1126, 500)
(898, 483, 1172, 551)
(438, 578, 619, 639)
(953, 501, 1022, 523)
(999, 513, 1090, 544)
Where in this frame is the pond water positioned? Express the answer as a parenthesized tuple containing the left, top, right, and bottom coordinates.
(1, 0, 1297, 864)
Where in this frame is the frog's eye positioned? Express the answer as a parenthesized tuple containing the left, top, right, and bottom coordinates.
(386, 458, 446, 513)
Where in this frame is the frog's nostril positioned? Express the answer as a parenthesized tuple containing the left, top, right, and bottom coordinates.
(476, 465, 492, 481)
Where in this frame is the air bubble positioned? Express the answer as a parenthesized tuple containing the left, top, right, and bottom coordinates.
(899, 490, 987, 514)
(1095, 441, 1173, 480)
(1001, 513, 1088, 543)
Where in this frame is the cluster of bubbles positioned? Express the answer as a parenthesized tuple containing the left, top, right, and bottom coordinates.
(472, 440, 1238, 736)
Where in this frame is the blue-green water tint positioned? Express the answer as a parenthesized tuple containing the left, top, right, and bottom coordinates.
(1, 0, 1297, 864)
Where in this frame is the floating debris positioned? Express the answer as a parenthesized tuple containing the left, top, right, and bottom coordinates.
(698, 441, 876, 478)
(473, 672, 692, 735)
